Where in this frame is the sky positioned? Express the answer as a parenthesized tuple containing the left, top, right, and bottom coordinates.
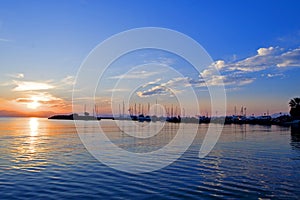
(0, 0, 300, 117)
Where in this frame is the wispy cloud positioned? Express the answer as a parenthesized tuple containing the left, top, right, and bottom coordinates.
(109, 70, 161, 79)
(142, 56, 175, 67)
(219, 46, 300, 73)
(6, 73, 24, 79)
(261, 73, 285, 78)
(105, 88, 130, 92)
(199, 74, 255, 87)
(0, 74, 76, 111)
(197, 46, 300, 88)
(136, 77, 189, 97)
(59, 75, 75, 85)
(276, 47, 300, 67)
(134, 46, 300, 97)
(15, 92, 66, 108)
(137, 85, 174, 97)
(12, 80, 54, 91)
(224, 46, 282, 72)
(4, 74, 75, 91)
(276, 30, 300, 46)
(0, 38, 12, 42)
(141, 78, 162, 88)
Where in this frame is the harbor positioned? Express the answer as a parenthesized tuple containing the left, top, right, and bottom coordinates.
(48, 100, 300, 127)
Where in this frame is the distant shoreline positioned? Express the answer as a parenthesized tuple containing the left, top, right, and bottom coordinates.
(46, 113, 300, 127)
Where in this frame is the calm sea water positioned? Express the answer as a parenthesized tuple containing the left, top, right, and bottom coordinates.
(0, 117, 300, 199)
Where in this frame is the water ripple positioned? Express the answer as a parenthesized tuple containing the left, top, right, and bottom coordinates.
(0, 118, 300, 199)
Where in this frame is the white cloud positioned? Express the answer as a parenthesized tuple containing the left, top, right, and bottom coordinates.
(12, 80, 54, 91)
(227, 52, 275, 72)
(15, 92, 66, 108)
(137, 85, 174, 97)
(1, 75, 77, 110)
(257, 46, 275, 56)
(224, 46, 300, 72)
(134, 45, 300, 96)
(195, 45, 300, 90)
(105, 88, 130, 92)
(161, 77, 190, 88)
(136, 77, 189, 97)
(6, 73, 24, 79)
(200, 73, 255, 87)
(109, 70, 160, 79)
(276, 47, 300, 67)
(60, 75, 75, 85)
(212, 60, 225, 70)
(141, 78, 161, 88)
(2, 75, 75, 93)
(261, 73, 285, 78)
(200, 69, 212, 77)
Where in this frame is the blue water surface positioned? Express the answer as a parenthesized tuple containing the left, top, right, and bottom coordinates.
(0, 117, 300, 199)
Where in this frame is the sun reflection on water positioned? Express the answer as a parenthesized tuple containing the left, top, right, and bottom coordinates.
(30, 117, 39, 136)
(28, 118, 39, 155)
(10, 118, 48, 172)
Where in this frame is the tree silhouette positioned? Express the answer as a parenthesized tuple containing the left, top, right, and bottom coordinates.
(289, 97, 300, 120)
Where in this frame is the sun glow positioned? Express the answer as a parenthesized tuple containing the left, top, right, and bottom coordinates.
(15, 92, 64, 111)
(27, 100, 40, 109)
(27, 97, 41, 109)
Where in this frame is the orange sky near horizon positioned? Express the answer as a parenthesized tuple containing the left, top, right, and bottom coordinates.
(0, 98, 71, 115)
(0, 93, 291, 117)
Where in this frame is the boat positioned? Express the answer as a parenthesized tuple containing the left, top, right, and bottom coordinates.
(166, 116, 181, 123)
(137, 114, 151, 122)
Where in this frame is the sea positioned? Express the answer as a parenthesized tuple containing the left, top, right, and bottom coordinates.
(0, 117, 300, 199)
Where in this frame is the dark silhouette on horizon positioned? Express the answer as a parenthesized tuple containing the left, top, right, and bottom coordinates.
(47, 98, 300, 126)
(289, 98, 300, 151)
(289, 97, 300, 120)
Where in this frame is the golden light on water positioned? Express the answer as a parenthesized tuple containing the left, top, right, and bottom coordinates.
(29, 118, 39, 136)
(28, 118, 39, 155)
(10, 118, 48, 172)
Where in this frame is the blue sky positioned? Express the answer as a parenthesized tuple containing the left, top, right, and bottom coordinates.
(0, 0, 300, 115)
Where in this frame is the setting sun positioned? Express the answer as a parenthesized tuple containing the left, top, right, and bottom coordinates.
(12, 92, 67, 115)
(26, 96, 41, 109)
(27, 100, 40, 109)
